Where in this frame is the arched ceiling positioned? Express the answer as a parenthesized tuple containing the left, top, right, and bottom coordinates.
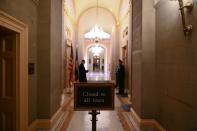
(74, 0, 121, 21)
(64, 0, 122, 23)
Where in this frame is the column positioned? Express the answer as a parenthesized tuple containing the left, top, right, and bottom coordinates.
(128, 0, 133, 102)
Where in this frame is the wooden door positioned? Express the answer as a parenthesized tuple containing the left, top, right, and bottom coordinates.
(93, 56, 100, 72)
(0, 30, 17, 131)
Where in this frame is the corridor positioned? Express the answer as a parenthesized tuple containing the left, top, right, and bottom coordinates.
(67, 111, 124, 131)
(62, 72, 130, 131)
(1, 0, 197, 131)
(66, 100, 125, 131)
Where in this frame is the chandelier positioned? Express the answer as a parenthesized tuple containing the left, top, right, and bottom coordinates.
(84, 0, 110, 41)
(84, 24, 110, 40)
(91, 43, 103, 56)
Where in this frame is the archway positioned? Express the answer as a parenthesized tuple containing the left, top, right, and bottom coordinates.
(77, 7, 116, 68)
(87, 44, 105, 72)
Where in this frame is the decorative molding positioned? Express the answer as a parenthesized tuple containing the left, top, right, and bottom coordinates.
(117, 96, 166, 131)
(130, 108, 166, 131)
(0, 10, 28, 131)
(0, 10, 26, 29)
(29, 105, 64, 130)
(29, 95, 73, 131)
(123, 26, 128, 38)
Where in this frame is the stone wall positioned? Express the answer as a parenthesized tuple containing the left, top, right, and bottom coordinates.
(37, 0, 63, 118)
(132, 0, 197, 130)
(132, 0, 142, 116)
(37, 0, 51, 118)
(141, 0, 157, 119)
(0, 0, 63, 124)
(50, 0, 63, 116)
(155, 0, 197, 130)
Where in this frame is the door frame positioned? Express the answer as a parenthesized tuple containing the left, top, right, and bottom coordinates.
(0, 10, 28, 131)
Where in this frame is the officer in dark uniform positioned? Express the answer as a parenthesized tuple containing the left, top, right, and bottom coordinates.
(78, 60, 88, 82)
(116, 59, 125, 95)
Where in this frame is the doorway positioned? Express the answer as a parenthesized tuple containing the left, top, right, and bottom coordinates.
(0, 26, 18, 131)
(0, 11, 28, 131)
(87, 45, 105, 72)
(93, 55, 100, 72)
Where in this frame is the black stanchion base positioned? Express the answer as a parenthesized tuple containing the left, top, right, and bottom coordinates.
(88, 110, 100, 131)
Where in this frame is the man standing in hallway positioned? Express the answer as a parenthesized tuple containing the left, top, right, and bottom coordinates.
(116, 59, 125, 95)
(78, 60, 88, 82)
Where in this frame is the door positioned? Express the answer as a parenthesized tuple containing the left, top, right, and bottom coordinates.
(93, 56, 100, 72)
(0, 27, 17, 131)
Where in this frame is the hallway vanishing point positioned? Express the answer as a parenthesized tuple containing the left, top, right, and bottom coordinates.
(0, 0, 197, 131)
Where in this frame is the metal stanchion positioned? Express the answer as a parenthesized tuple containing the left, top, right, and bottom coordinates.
(89, 110, 100, 131)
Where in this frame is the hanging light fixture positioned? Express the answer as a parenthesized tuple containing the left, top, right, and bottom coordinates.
(91, 43, 103, 56)
(84, 24, 110, 40)
(84, 0, 110, 41)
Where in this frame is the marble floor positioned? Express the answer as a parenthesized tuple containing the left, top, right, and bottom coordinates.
(65, 72, 126, 131)
(86, 72, 111, 81)
(66, 96, 124, 131)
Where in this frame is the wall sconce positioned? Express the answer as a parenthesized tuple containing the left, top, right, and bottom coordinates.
(177, 0, 194, 36)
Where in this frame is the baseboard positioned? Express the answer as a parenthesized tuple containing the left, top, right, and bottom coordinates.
(29, 94, 73, 131)
(29, 119, 50, 131)
(29, 120, 38, 131)
(130, 108, 166, 131)
(29, 106, 64, 131)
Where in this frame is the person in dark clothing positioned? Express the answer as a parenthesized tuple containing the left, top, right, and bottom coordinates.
(116, 59, 125, 95)
(78, 60, 88, 82)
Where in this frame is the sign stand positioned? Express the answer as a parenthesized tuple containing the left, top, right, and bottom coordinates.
(74, 82, 115, 131)
(89, 110, 100, 131)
